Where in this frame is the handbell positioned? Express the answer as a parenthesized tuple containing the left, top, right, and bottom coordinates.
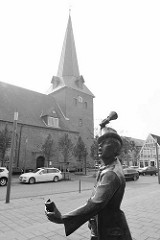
(99, 111, 118, 129)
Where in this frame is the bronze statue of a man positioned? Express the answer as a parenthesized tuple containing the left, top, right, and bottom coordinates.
(45, 127, 133, 240)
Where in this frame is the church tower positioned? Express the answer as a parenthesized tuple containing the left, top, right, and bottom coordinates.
(47, 14, 94, 153)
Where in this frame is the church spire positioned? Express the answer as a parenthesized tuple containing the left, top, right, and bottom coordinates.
(57, 14, 80, 77)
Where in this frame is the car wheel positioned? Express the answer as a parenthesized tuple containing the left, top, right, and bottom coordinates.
(29, 177, 35, 184)
(53, 176, 59, 182)
(0, 177, 7, 186)
(133, 175, 137, 181)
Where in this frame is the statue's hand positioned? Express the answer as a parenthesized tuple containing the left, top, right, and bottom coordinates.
(45, 199, 55, 212)
(45, 199, 63, 224)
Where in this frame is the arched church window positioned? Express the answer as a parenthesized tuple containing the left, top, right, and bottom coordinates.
(78, 96, 83, 103)
(84, 102, 87, 109)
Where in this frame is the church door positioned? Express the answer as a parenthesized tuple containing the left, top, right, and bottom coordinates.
(36, 156, 45, 168)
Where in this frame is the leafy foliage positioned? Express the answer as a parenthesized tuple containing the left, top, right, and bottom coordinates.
(41, 134, 56, 167)
(58, 133, 73, 163)
(73, 136, 87, 162)
(119, 136, 140, 165)
(0, 125, 11, 166)
(90, 135, 99, 161)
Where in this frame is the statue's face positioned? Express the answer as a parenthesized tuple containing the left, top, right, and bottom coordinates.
(98, 139, 115, 162)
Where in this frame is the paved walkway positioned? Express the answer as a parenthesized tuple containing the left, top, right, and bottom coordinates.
(0, 177, 160, 240)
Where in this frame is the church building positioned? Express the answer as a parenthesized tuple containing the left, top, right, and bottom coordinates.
(0, 14, 94, 172)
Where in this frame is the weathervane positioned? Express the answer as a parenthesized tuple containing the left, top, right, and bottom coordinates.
(69, 3, 71, 15)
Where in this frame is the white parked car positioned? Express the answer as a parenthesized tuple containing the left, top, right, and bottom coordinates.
(19, 167, 63, 184)
(0, 167, 9, 186)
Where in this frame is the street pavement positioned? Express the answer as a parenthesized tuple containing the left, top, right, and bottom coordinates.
(0, 175, 160, 240)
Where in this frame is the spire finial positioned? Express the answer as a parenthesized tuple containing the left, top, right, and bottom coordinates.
(69, 4, 71, 15)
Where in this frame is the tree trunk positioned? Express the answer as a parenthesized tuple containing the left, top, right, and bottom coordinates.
(1, 151, 5, 167)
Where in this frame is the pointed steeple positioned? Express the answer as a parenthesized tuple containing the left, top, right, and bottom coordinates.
(57, 14, 80, 77)
(47, 14, 94, 98)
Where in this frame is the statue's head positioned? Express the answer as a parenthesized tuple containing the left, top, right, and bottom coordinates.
(98, 127, 122, 163)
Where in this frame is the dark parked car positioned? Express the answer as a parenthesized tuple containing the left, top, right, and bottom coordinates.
(129, 166, 144, 174)
(94, 164, 101, 169)
(122, 165, 129, 169)
(123, 168, 139, 181)
(139, 166, 158, 176)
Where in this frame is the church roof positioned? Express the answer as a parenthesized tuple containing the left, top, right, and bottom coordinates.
(48, 14, 94, 98)
(47, 75, 94, 97)
(0, 81, 77, 132)
(57, 14, 79, 77)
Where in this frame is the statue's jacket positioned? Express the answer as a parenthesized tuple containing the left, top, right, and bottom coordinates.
(62, 159, 132, 240)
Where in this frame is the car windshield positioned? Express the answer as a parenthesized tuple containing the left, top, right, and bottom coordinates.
(32, 168, 41, 173)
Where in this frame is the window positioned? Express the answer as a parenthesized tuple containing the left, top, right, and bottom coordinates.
(48, 117, 59, 128)
(48, 169, 58, 173)
(79, 119, 83, 126)
(78, 96, 83, 103)
(41, 169, 47, 174)
(84, 102, 87, 109)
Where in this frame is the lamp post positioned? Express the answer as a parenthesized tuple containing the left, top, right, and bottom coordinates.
(84, 147, 88, 175)
(23, 138, 28, 173)
(155, 138, 160, 184)
(6, 112, 18, 203)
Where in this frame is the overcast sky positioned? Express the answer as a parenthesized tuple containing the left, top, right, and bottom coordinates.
(0, 0, 160, 140)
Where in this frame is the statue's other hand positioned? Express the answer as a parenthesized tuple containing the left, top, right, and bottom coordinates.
(45, 199, 63, 224)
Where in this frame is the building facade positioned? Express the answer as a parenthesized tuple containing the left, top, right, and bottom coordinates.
(139, 133, 160, 167)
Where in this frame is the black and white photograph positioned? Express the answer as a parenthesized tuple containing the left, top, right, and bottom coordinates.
(0, 1, 160, 240)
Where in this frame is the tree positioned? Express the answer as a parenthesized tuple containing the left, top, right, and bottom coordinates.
(73, 136, 88, 170)
(119, 136, 139, 166)
(90, 135, 99, 163)
(132, 146, 140, 166)
(41, 134, 56, 167)
(0, 125, 11, 167)
(58, 133, 73, 169)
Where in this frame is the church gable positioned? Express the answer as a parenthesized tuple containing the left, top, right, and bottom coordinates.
(48, 75, 94, 97)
